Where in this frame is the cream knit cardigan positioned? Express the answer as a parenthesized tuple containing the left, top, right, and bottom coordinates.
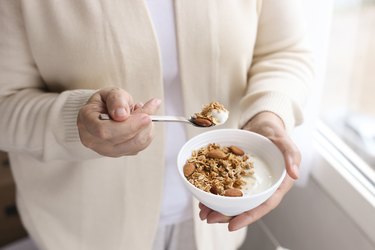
(0, 0, 313, 249)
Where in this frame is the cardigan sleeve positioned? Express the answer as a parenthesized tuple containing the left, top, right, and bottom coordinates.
(0, 0, 100, 161)
(239, 0, 314, 132)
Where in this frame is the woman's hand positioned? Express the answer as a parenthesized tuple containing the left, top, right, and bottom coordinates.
(77, 87, 161, 157)
(199, 111, 301, 231)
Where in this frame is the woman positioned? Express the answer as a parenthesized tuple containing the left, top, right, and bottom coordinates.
(0, 0, 313, 249)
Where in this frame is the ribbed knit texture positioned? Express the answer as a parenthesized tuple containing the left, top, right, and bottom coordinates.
(62, 90, 95, 142)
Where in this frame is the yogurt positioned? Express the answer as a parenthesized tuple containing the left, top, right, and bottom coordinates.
(210, 109, 229, 125)
(242, 156, 274, 196)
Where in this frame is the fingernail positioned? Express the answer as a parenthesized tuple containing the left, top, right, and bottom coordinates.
(137, 102, 144, 108)
(230, 218, 250, 232)
(199, 212, 206, 221)
(115, 108, 126, 117)
(153, 98, 162, 106)
(292, 164, 300, 179)
(229, 224, 240, 232)
(141, 114, 151, 123)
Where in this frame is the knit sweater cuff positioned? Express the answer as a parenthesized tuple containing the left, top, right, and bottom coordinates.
(62, 89, 95, 142)
(239, 91, 303, 133)
(44, 89, 102, 161)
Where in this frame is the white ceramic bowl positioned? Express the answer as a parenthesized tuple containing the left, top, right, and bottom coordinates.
(177, 129, 286, 216)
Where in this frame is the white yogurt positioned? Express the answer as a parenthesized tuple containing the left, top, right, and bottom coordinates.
(210, 109, 229, 125)
(242, 156, 274, 196)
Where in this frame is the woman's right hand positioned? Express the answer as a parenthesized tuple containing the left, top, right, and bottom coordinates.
(77, 87, 161, 157)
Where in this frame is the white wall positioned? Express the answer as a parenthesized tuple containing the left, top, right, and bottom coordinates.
(240, 177, 375, 250)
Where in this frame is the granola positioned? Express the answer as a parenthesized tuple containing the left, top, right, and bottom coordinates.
(191, 102, 229, 126)
(183, 143, 254, 197)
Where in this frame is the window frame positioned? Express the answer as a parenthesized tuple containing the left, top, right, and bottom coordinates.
(311, 120, 375, 244)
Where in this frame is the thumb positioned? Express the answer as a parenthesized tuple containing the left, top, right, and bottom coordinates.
(100, 88, 133, 122)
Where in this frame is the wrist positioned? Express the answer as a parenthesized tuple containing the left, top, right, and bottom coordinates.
(244, 111, 285, 130)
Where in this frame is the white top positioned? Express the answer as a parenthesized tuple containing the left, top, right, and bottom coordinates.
(146, 0, 193, 225)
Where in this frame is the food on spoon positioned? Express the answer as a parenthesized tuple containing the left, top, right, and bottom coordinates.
(191, 117, 213, 127)
(191, 102, 229, 126)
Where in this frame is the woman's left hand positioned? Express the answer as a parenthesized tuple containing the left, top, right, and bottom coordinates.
(198, 111, 301, 231)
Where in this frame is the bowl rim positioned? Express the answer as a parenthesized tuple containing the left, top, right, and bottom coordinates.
(177, 128, 287, 200)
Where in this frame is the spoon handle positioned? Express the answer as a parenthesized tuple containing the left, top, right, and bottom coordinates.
(149, 115, 190, 124)
(99, 114, 191, 124)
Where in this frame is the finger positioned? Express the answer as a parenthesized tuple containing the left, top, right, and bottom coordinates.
(77, 124, 125, 156)
(199, 203, 212, 220)
(228, 176, 295, 231)
(241, 112, 301, 179)
(108, 113, 152, 145)
(108, 127, 154, 156)
(78, 114, 153, 157)
(133, 102, 144, 112)
(82, 109, 151, 145)
(132, 98, 161, 115)
(112, 118, 154, 155)
(206, 211, 232, 224)
(100, 88, 133, 122)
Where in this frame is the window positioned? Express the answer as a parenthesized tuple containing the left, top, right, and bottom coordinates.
(321, 0, 375, 170)
(318, 0, 375, 191)
(309, 0, 375, 243)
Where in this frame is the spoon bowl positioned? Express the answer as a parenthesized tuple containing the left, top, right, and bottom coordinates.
(151, 115, 214, 127)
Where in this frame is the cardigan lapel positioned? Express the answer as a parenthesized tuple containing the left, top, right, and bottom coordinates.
(174, 0, 220, 137)
(99, 0, 164, 102)
(175, 2, 220, 249)
(98, 1, 165, 249)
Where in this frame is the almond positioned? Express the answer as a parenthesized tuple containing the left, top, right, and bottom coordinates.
(224, 188, 243, 197)
(207, 149, 226, 159)
(229, 146, 245, 156)
(183, 162, 196, 177)
(191, 117, 213, 127)
(210, 186, 219, 195)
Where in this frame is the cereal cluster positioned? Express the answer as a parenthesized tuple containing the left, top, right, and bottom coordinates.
(183, 143, 254, 197)
(191, 102, 228, 127)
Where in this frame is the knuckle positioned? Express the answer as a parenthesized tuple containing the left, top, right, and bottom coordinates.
(138, 129, 154, 146)
(81, 139, 95, 150)
(131, 134, 152, 153)
(109, 87, 122, 97)
(79, 105, 91, 118)
(94, 126, 111, 140)
(134, 136, 149, 149)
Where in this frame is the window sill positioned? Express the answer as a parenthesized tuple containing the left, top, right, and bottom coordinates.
(311, 120, 375, 244)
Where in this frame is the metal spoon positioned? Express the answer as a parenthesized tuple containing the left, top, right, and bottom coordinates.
(98, 113, 214, 127)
